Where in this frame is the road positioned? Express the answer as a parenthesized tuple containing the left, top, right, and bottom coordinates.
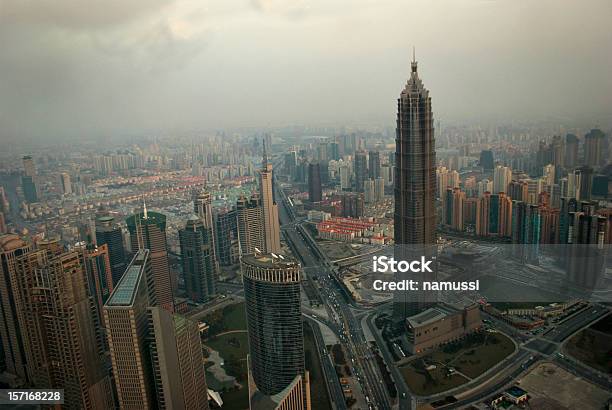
(277, 183, 393, 410)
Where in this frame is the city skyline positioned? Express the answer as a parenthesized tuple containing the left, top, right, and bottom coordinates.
(0, 2, 611, 409)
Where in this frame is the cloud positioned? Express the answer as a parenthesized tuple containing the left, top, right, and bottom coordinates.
(0, 0, 170, 29)
(250, 0, 309, 18)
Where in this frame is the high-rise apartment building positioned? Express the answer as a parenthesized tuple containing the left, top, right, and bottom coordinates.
(15, 244, 114, 409)
(126, 207, 174, 312)
(341, 193, 364, 218)
(179, 216, 216, 302)
(260, 142, 281, 253)
(564, 134, 579, 168)
(241, 253, 310, 410)
(0, 234, 31, 381)
(584, 129, 607, 168)
(493, 165, 512, 194)
(95, 214, 127, 285)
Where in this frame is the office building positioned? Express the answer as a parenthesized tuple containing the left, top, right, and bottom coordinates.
(95, 214, 127, 285)
(215, 208, 238, 266)
(194, 190, 219, 279)
(394, 54, 437, 318)
(260, 142, 281, 253)
(307, 162, 322, 203)
(104, 250, 156, 409)
(236, 194, 265, 256)
(105, 250, 210, 410)
(339, 164, 350, 190)
(242, 253, 310, 410)
(179, 216, 216, 302)
(368, 151, 381, 179)
(354, 150, 367, 192)
(126, 206, 174, 312)
(406, 304, 481, 354)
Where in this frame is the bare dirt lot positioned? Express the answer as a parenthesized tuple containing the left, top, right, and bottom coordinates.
(519, 362, 611, 410)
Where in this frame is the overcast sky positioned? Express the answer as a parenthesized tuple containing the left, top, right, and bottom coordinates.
(0, 0, 611, 142)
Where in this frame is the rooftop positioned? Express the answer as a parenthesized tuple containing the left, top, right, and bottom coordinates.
(106, 250, 148, 307)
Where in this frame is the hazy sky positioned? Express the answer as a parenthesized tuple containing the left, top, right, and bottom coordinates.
(0, 0, 611, 141)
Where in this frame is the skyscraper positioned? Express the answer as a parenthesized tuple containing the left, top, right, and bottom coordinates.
(179, 216, 216, 302)
(236, 194, 265, 256)
(564, 133, 579, 168)
(394, 54, 437, 318)
(394, 56, 436, 244)
(77, 242, 114, 352)
(307, 162, 322, 202)
(354, 150, 367, 192)
(479, 150, 495, 171)
(105, 250, 210, 410)
(21, 155, 38, 204)
(0, 234, 31, 382)
(493, 165, 512, 194)
(260, 141, 281, 253)
(104, 250, 156, 409)
(60, 172, 72, 195)
(215, 208, 238, 266)
(126, 207, 174, 312)
(368, 150, 381, 179)
(584, 128, 607, 168)
(241, 253, 310, 410)
(15, 243, 114, 409)
(95, 214, 127, 285)
(193, 190, 219, 280)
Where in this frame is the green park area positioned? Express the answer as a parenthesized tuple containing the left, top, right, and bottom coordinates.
(203, 302, 249, 409)
(400, 332, 515, 396)
(202, 301, 332, 409)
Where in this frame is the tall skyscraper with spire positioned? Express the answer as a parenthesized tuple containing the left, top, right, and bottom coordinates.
(394, 51, 437, 319)
(259, 140, 281, 253)
(126, 200, 175, 313)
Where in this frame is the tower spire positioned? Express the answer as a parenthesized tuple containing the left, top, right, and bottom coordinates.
(262, 137, 269, 169)
(411, 46, 418, 74)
